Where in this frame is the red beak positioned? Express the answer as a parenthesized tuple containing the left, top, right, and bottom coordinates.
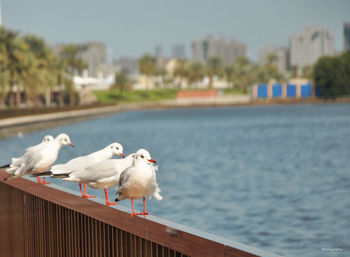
(69, 143, 74, 147)
(120, 153, 125, 158)
(148, 158, 157, 163)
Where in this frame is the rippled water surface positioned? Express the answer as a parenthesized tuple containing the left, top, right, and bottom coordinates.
(1, 103, 350, 256)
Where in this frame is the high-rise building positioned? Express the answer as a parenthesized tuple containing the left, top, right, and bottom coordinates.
(53, 42, 107, 77)
(289, 26, 334, 70)
(191, 35, 247, 66)
(154, 45, 163, 59)
(171, 44, 186, 59)
(344, 23, 350, 52)
(80, 42, 107, 77)
(259, 44, 289, 73)
(113, 57, 138, 75)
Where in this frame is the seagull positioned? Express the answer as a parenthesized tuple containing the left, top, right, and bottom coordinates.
(3, 133, 73, 183)
(0, 135, 54, 171)
(62, 153, 134, 206)
(44, 143, 125, 199)
(115, 149, 162, 216)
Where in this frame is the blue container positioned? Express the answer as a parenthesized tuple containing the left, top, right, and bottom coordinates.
(272, 84, 282, 98)
(301, 83, 312, 98)
(287, 84, 296, 98)
(257, 84, 268, 98)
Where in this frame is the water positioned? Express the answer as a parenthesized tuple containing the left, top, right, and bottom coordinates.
(1, 103, 350, 257)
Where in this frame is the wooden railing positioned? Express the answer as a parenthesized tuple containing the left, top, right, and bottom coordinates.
(0, 172, 280, 257)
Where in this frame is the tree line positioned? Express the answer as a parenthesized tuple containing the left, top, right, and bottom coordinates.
(2, 26, 350, 109)
(314, 51, 350, 98)
(0, 27, 86, 108)
(115, 53, 311, 93)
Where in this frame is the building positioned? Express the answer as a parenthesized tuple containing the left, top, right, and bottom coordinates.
(259, 44, 289, 73)
(289, 26, 335, 70)
(344, 23, 350, 52)
(53, 42, 107, 77)
(80, 42, 107, 77)
(191, 35, 247, 66)
(113, 57, 139, 75)
(171, 44, 186, 59)
(154, 45, 163, 59)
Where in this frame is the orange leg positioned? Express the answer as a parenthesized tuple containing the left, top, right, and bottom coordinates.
(142, 197, 149, 216)
(37, 177, 42, 184)
(83, 184, 95, 199)
(104, 188, 117, 206)
(41, 177, 50, 185)
(79, 183, 84, 197)
(130, 198, 137, 217)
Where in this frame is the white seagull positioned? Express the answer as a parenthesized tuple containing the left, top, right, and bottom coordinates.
(115, 149, 162, 216)
(62, 153, 134, 206)
(3, 133, 73, 183)
(0, 135, 54, 171)
(45, 143, 125, 199)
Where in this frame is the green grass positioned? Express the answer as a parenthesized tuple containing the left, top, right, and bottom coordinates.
(93, 89, 178, 104)
(223, 88, 250, 95)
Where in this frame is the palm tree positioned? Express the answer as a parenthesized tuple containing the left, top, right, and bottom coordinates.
(232, 56, 256, 93)
(60, 44, 87, 106)
(224, 65, 235, 88)
(206, 57, 222, 89)
(188, 62, 204, 88)
(173, 59, 189, 88)
(113, 71, 129, 95)
(22, 34, 57, 107)
(138, 54, 157, 89)
(302, 65, 313, 80)
(0, 39, 9, 107)
(52, 56, 68, 106)
(0, 27, 29, 107)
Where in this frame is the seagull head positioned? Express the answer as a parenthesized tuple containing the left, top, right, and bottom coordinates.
(56, 133, 74, 147)
(135, 149, 156, 163)
(42, 135, 54, 143)
(108, 143, 124, 158)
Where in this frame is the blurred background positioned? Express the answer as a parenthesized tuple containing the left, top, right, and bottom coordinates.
(1, 1, 350, 257)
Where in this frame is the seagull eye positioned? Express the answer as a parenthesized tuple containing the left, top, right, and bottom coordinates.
(116, 147, 119, 150)
(141, 155, 144, 158)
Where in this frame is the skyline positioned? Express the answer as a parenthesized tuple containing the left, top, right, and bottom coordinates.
(3, 0, 350, 61)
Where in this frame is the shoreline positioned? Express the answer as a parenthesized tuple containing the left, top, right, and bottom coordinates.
(1, 96, 350, 139)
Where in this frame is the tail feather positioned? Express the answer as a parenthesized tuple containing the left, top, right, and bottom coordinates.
(0, 164, 10, 169)
(32, 171, 53, 177)
(32, 171, 72, 178)
(115, 191, 122, 202)
(4, 174, 16, 181)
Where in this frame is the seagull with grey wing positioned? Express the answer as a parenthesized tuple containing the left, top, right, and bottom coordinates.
(42, 143, 125, 199)
(67, 153, 136, 206)
(115, 149, 162, 216)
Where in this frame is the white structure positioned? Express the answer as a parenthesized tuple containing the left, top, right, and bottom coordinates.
(289, 26, 335, 70)
(259, 44, 288, 73)
(73, 71, 114, 91)
(192, 35, 247, 66)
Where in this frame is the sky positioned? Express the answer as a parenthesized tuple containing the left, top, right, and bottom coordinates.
(2, 0, 350, 61)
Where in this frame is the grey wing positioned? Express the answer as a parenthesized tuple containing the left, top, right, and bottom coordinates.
(118, 169, 130, 187)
